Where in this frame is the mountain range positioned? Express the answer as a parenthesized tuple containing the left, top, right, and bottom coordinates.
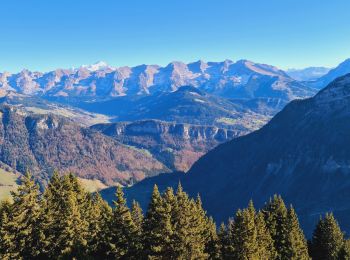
(0, 59, 315, 100)
(2, 57, 350, 232)
(122, 73, 350, 236)
(2, 58, 350, 104)
(286, 67, 330, 81)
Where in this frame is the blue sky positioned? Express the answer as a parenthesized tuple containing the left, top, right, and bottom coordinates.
(1, 0, 350, 72)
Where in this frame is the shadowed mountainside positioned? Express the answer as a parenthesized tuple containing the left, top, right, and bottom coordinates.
(121, 74, 350, 236)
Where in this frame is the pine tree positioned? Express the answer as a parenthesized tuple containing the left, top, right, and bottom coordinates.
(218, 222, 235, 259)
(311, 213, 344, 260)
(0, 200, 11, 227)
(143, 185, 173, 259)
(219, 218, 237, 259)
(131, 200, 143, 231)
(0, 199, 12, 257)
(108, 186, 137, 259)
(86, 192, 113, 259)
(339, 240, 350, 260)
(193, 194, 212, 258)
(263, 195, 290, 259)
(171, 183, 207, 259)
(163, 187, 177, 224)
(0, 172, 44, 259)
(41, 172, 89, 259)
(205, 217, 221, 259)
(131, 200, 144, 258)
(255, 211, 276, 259)
(231, 201, 259, 259)
(284, 206, 309, 259)
(6, 176, 350, 260)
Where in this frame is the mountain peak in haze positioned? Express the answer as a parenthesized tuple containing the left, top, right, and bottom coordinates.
(310, 59, 350, 88)
(287, 67, 330, 81)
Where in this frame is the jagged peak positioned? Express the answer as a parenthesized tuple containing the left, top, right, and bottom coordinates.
(187, 60, 209, 73)
(166, 61, 188, 69)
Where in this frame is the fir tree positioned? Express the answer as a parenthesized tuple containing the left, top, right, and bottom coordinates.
(41, 172, 89, 259)
(255, 211, 276, 259)
(193, 194, 213, 258)
(311, 213, 344, 260)
(284, 206, 309, 259)
(218, 222, 234, 259)
(171, 183, 207, 259)
(0, 173, 44, 259)
(231, 201, 259, 259)
(87, 192, 113, 259)
(131, 200, 144, 231)
(0, 200, 11, 227)
(222, 219, 237, 259)
(4, 174, 350, 260)
(131, 200, 144, 258)
(0, 199, 12, 257)
(263, 195, 290, 259)
(108, 186, 137, 259)
(339, 240, 350, 260)
(205, 217, 221, 259)
(143, 185, 173, 259)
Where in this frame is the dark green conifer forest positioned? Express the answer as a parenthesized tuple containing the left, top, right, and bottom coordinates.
(0, 173, 348, 260)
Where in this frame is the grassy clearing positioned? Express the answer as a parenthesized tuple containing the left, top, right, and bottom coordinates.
(25, 106, 112, 126)
(0, 169, 19, 201)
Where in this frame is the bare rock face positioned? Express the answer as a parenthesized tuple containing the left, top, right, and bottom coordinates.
(91, 120, 239, 172)
(0, 106, 169, 186)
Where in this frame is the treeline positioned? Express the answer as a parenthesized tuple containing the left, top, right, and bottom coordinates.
(0, 173, 349, 260)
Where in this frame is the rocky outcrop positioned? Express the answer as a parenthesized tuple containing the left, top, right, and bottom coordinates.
(91, 120, 239, 172)
(93, 120, 238, 141)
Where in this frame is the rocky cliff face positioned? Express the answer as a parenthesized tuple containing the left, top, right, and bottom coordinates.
(91, 120, 239, 172)
(0, 106, 168, 186)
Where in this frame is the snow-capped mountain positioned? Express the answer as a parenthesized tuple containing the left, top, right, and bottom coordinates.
(0, 59, 316, 101)
(80, 61, 115, 72)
